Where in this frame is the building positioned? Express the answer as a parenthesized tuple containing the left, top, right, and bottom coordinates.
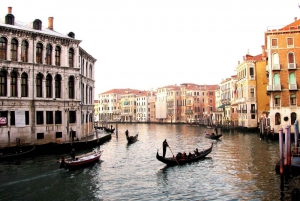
(0, 7, 96, 147)
(265, 17, 300, 133)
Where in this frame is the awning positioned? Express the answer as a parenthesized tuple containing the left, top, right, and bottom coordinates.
(218, 104, 225, 109)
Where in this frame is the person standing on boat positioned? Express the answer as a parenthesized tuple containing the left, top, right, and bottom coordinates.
(70, 148, 76, 160)
(215, 127, 218, 134)
(162, 139, 169, 158)
(125, 130, 129, 137)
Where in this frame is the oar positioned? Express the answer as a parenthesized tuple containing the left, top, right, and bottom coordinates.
(168, 146, 180, 166)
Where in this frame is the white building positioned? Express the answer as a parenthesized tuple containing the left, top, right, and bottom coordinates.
(0, 7, 96, 147)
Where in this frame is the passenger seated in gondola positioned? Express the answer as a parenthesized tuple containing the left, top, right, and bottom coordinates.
(188, 152, 192, 158)
(194, 148, 199, 156)
(182, 152, 187, 159)
(176, 152, 182, 160)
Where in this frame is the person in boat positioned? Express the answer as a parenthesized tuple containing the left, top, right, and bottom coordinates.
(188, 152, 192, 158)
(125, 130, 129, 137)
(194, 148, 199, 156)
(182, 151, 187, 159)
(162, 139, 169, 158)
(176, 152, 182, 160)
(204, 130, 207, 134)
(70, 148, 76, 160)
(215, 127, 218, 134)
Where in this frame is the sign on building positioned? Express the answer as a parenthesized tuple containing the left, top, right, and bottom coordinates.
(15, 110, 26, 127)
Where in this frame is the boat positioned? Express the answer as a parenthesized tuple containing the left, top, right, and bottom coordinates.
(0, 145, 36, 160)
(104, 127, 115, 133)
(59, 149, 103, 170)
(205, 133, 222, 139)
(127, 133, 138, 144)
(156, 143, 213, 166)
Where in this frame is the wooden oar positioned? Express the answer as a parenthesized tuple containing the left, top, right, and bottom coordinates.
(168, 146, 180, 166)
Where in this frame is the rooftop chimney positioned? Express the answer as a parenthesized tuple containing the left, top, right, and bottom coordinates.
(48, 17, 53, 30)
(295, 17, 297, 22)
(8, 7, 12, 14)
(261, 45, 266, 60)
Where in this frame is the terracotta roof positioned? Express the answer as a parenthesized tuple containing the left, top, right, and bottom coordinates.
(279, 19, 300, 31)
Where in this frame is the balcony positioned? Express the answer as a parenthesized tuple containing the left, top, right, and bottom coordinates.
(289, 84, 297, 90)
(272, 64, 280, 70)
(267, 85, 273, 91)
(288, 63, 296, 69)
(273, 84, 281, 91)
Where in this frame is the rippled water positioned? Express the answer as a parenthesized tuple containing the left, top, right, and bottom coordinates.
(0, 124, 285, 200)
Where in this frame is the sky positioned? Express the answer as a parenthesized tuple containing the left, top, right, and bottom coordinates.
(2, 0, 300, 98)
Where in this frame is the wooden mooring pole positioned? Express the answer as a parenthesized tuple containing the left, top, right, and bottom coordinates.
(116, 122, 118, 138)
(285, 125, 291, 177)
(279, 127, 284, 175)
(294, 120, 299, 148)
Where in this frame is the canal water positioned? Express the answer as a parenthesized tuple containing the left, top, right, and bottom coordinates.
(0, 124, 287, 200)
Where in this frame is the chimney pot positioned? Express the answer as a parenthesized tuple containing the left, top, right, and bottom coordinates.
(48, 17, 53, 30)
(8, 7, 12, 14)
(295, 17, 297, 22)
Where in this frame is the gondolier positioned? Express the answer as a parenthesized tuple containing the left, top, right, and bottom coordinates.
(162, 139, 169, 158)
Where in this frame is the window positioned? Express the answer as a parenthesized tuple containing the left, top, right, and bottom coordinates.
(21, 73, 28, 97)
(291, 112, 297, 125)
(46, 44, 52, 65)
(68, 48, 74, 67)
(275, 113, 281, 125)
(46, 111, 53, 124)
(10, 111, 15, 125)
(272, 53, 280, 70)
(55, 75, 61, 98)
(250, 88, 254, 99)
(37, 133, 44, 139)
(25, 111, 29, 125)
(33, 19, 42, 30)
(46, 74, 52, 98)
(68, 76, 75, 99)
(287, 38, 294, 47)
(36, 74, 43, 97)
(275, 95, 280, 106)
(55, 46, 61, 66)
(21, 40, 28, 62)
(10, 71, 17, 97)
(36, 111, 44, 125)
(0, 37, 7, 60)
(249, 67, 254, 79)
(11, 39, 18, 61)
(36, 43, 43, 64)
(271, 38, 278, 48)
(0, 71, 7, 96)
(290, 94, 296, 105)
(69, 111, 76, 123)
(274, 74, 280, 87)
(56, 132, 62, 138)
(55, 111, 62, 124)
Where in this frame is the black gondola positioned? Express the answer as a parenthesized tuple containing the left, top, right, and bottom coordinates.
(156, 143, 213, 166)
(127, 134, 138, 144)
(0, 145, 36, 160)
(205, 133, 222, 139)
(104, 127, 115, 133)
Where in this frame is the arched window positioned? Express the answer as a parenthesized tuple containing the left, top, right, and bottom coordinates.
(33, 19, 42, 30)
(36, 73, 43, 97)
(0, 71, 7, 96)
(275, 113, 281, 125)
(46, 74, 52, 98)
(55, 46, 61, 66)
(274, 95, 280, 106)
(89, 64, 93, 78)
(11, 38, 18, 61)
(274, 73, 280, 85)
(272, 53, 280, 70)
(36, 43, 43, 64)
(291, 112, 297, 125)
(46, 44, 52, 65)
(21, 73, 28, 97)
(10, 71, 17, 97)
(68, 48, 74, 67)
(0, 37, 7, 60)
(290, 94, 296, 105)
(288, 52, 295, 69)
(55, 74, 61, 98)
(21, 40, 28, 62)
(68, 76, 74, 99)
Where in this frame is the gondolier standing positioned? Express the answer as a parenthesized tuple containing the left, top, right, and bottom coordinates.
(163, 139, 169, 158)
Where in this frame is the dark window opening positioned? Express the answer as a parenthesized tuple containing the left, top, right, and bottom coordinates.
(36, 111, 44, 125)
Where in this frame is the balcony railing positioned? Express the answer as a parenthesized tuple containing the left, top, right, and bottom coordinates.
(289, 84, 297, 90)
(272, 64, 280, 70)
(267, 85, 281, 91)
(288, 63, 296, 69)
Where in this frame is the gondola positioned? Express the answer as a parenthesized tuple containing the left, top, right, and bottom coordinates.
(0, 145, 36, 160)
(104, 127, 115, 133)
(59, 149, 103, 170)
(127, 133, 138, 144)
(156, 143, 213, 166)
(205, 133, 222, 139)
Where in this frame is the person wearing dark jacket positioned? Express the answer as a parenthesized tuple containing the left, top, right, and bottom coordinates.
(163, 139, 169, 158)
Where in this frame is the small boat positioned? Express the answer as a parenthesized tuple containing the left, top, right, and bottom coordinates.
(104, 127, 115, 133)
(59, 149, 103, 170)
(205, 133, 222, 139)
(156, 143, 213, 166)
(0, 145, 36, 160)
(127, 133, 138, 144)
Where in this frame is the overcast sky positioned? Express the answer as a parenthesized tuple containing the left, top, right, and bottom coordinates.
(3, 0, 300, 97)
